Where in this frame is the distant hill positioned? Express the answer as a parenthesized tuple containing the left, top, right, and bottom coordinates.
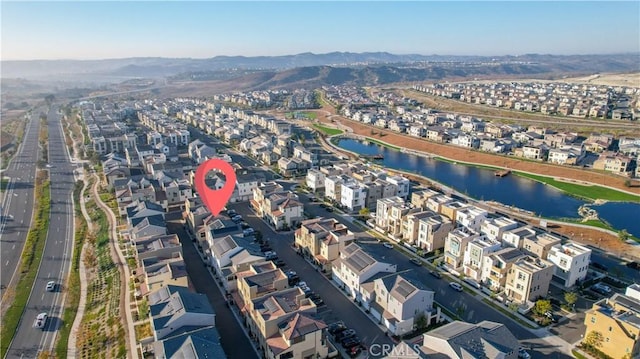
(3, 52, 638, 81)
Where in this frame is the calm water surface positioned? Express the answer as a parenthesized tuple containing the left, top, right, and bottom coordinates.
(336, 138, 640, 237)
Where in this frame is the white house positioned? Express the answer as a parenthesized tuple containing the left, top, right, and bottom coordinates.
(546, 242, 591, 288)
(332, 243, 396, 302)
(340, 180, 367, 212)
(305, 169, 326, 192)
(361, 273, 439, 336)
(386, 176, 411, 199)
(462, 236, 501, 281)
(480, 216, 520, 241)
(455, 206, 488, 233)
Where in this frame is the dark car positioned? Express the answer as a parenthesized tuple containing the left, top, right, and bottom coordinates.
(273, 259, 286, 267)
(341, 337, 360, 349)
(325, 207, 334, 212)
(348, 345, 363, 357)
(260, 245, 272, 252)
(627, 261, 640, 271)
(429, 270, 442, 279)
(311, 297, 325, 306)
(287, 275, 300, 286)
(335, 329, 356, 341)
(327, 322, 346, 336)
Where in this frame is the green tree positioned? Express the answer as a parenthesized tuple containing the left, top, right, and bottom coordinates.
(564, 291, 578, 309)
(414, 312, 428, 330)
(358, 207, 370, 218)
(533, 299, 552, 317)
(583, 330, 603, 349)
(619, 229, 630, 242)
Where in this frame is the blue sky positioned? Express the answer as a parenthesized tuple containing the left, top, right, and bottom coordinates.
(2, 1, 639, 60)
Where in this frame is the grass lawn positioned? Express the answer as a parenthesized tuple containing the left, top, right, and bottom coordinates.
(365, 137, 401, 151)
(0, 178, 8, 191)
(313, 124, 343, 136)
(514, 171, 640, 203)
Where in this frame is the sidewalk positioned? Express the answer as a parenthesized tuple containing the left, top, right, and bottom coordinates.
(67, 172, 92, 358)
(92, 177, 139, 359)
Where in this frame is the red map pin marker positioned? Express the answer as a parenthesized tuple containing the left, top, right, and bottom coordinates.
(194, 159, 237, 216)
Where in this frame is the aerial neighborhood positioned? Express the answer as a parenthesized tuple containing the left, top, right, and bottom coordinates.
(56, 84, 639, 359)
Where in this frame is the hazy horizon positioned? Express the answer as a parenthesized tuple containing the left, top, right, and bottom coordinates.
(2, 1, 639, 61)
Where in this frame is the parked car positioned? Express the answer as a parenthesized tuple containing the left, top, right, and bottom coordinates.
(325, 207, 334, 212)
(226, 209, 237, 216)
(33, 312, 48, 329)
(45, 281, 56, 292)
(327, 322, 346, 335)
(336, 329, 356, 341)
(627, 261, 640, 271)
(231, 215, 243, 222)
(518, 348, 531, 359)
(592, 283, 612, 295)
(449, 282, 463, 292)
(383, 243, 394, 249)
(264, 251, 278, 260)
(409, 258, 422, 266)
(242, 228, 255, 237)
(341, 337, 360, 349)
(273, 259, 286, 267)
(348, 344, 363, 357)
(311, 297, 325, 306)
(429, 270, 442, 279)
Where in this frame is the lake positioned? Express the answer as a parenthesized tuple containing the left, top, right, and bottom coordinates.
(336, 138, 640, 238)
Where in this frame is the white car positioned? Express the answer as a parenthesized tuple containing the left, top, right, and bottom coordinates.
(46, 281, 56, 292)
(449, 282, 463, 292)
(383, 243, 394, 249)
(518, 348, 531, 359)
(33, 312, 48, 329)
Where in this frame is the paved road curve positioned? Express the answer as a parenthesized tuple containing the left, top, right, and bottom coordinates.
(1, 110, 40, 298)
(5, 107, 77, 358)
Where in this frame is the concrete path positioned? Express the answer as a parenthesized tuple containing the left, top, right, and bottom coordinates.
(67, 172, 92, 358)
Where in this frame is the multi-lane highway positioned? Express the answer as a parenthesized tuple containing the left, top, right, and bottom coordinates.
(1, 110, 40, 297)
(4, 106, 77, 358)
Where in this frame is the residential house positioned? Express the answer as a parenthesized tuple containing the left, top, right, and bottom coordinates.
(546, 242, 591, 288)
(421, 320, 519, 359)
(455, 206, 488, 233)
(361, 273, 439, 336)
(504, 256, 554, 303)
(151, 326, 226, 359)
(480, 216, 519, 241)
(444, 229, 481, 270)
(332, 243, 397, 302)
(149, 286, 216, 341)
(410, 189, 441, 209)
(238, 267, 289, 302)
(294, 217, 355, 272)
(305, 169, 326, 192)
(416, 212, 455, 252)
(480, 248, 526, 291)
(593, 151, 632, 175)
(140, 254, 189, 294)
(376, 196, 407, 232)
(462, 237, 501, 281)
(583, 285, 640, 359)
(521, 232, 563, 260)
(340, 180, 367, 212)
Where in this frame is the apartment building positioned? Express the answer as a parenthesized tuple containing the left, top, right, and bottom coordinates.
(440, 200, 469, 221)
(386, 175, 411, 199)
(238, 267, 289, 302)
(502, 226, 538, 249)
(546, 242, 591, 288)
(505, 256, 554, 304)
(593, 151, 632, 175)
(324, 175, 346, 203)
(583, 285, 640, 359)
(402, 210, 438, 245)
(294, 217, 355, 272)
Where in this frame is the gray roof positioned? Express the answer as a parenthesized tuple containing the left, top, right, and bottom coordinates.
(155, 326, 226, 359)
(425, 320, 519, 359)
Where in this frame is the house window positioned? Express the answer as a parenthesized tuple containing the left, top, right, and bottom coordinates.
(591, 316, 596, 324)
